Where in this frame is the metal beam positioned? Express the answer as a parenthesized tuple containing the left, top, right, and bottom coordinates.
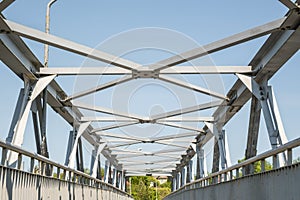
(72, 102, 143, 121)
(0, 0, 14, 12)
(161, 66, 253, 74)
(245, 96, 261, 174)
(38, 65, 253, 75)
(91, 121, 139, 132)
(64, 75, 133, 101)
(94, 132, 143, 142)
(151, 132, 199, 142)
(279, 0, 299, 9)
(158, 116, 214, 122)
(197, 25, 300, 150)
(67, 122, 90, 169)
(39, 67, 131, 75)
(156, 121, 204, 132)
(108, 141, 141, 149)
(1, 18, 141, 70)
(149, 17, 287, 71)
(152, 100, 223, 120)
(0, 28, 119, 167)
(159, 75, 229, 100)
(90, 142, 106, 178)
(80, 116, 139, 123)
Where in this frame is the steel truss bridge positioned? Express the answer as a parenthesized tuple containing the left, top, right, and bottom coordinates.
(0, 0, 300, 199)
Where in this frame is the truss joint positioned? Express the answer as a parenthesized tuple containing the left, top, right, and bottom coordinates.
(132, 69, 159, 79)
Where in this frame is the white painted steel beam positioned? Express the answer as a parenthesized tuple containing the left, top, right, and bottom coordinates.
(152, 100, 223, 120)
(108, 141, 141, 149)
(156, 121, 204, 132)
(72, 102, 143, 121)
(159, 116, 214, 122)
(155, 141, 189, 149)
(91, 121, 139, 132)
(39, 67, 131, 75)
(38, 65, 253, 75)
(90, 142, 106, 178)
(161, 66, 253, 74)
(94, 132, 143, 142)
(67, 122, 90, 169)
(1, 18, 141, 70)
(80, 116, 139, 123)
(64, 76, 133, 101)
(9, 75, 55, 148)
(159, 75, 229, 100)
(0, 27, 120, 168)
(149, 17, 287, 71)
(150, 132, 199, 141)
(198, 26, 300, 151)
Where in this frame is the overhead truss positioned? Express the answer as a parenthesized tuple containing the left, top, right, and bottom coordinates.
(0, 0, 299, 182)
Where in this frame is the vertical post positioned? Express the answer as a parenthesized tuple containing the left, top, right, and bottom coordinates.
(172, 171, 176, 191)
(176, 172, 180, 189)
(6, 76, 55, 167)
(44, 0, 57, 67)
(31, 110, 41, 154)
(112, 168, 117, 187)
(186, 160, 193, 183)
(122, 171, 126, 191)
(181, 167, 186, 187)
(218, 130, 227, 170)
(90, 143, 105, 179)
(65, 130, 76, 166)
(108, 163, 112, 184)
(40, 90, 49, 159)
(206, 122, 227, 171)
(76, 138, 84, 172)
(245, 96, 261, 174)
(237, 75, 288, 165)
(196, 144, 205, 179)
(104, 160, 109, 183)
(66, 122, 90, 169)
(212, 137, 220, 173)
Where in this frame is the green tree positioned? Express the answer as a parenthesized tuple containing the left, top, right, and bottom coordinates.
(293, 157, 300, 164)
(238, 158, 272, 174)
(129, 176, 171, 200)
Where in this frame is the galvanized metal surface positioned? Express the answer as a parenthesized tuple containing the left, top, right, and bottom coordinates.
(0, 165, 133, 200)
(0, 139, 131, 199)
(0, 0, 299, 193)
(164, 163, 300, 200)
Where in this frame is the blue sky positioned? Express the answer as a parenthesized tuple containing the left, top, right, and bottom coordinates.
(0, 0, 299, 173)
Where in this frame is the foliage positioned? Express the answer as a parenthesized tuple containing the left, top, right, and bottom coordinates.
(238, 158, 272, 173)
(292, 157, 300, 164)
(129, 176, 171, 200)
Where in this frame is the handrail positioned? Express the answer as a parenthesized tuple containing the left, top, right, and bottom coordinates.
(0, 139, 131, 197)
(171, 137, 300, 194)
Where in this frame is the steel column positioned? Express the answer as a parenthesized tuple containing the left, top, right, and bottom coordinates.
(196, 144, 205, 179)
(6, 75, 55, 167)
(66, 122, 90, 169)
(245, 96, 261, 174)
(104, 160, 110, 183)
(237, 74, 288, 165)
(90, 143, 106, 179)
(181, 167, 186, 187)
(186, 160, 193, 183)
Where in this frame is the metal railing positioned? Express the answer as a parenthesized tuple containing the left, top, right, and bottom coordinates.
(0, 139, 131, 198)
(173, 137, 300, 193)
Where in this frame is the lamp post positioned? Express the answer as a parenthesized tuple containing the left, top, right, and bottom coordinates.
(44, 0, 57, 67)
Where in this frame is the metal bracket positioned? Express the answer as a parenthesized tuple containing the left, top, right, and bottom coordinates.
(67, 121, 90, 169)
(132, 69, 159, 79)
(237, 74, 288, 165)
